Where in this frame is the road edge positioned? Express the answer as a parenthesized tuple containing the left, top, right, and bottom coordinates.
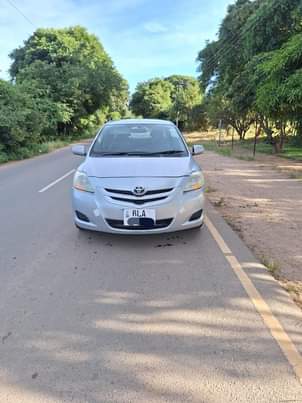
(206, 203, 302, 385)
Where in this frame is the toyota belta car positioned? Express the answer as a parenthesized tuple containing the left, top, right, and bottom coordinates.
(71, 119, 205, 234)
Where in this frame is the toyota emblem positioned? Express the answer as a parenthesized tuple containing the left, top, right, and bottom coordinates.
(133, 186, 146, 196)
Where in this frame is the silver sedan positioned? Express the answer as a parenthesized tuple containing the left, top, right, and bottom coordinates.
(72, 119, 205, 234)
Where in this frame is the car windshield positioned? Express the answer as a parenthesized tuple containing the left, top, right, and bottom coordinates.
(90, 123, 188, 157)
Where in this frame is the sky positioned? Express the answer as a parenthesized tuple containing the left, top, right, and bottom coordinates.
(0, 0, 233, 92)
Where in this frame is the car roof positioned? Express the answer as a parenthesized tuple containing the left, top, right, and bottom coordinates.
(104, 119, 174, 126)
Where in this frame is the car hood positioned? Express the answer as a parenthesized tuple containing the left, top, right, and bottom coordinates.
(82, 156, 200, 178)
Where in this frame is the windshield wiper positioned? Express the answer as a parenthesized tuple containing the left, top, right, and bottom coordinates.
(90, 150, 185, 157)
(91, 152, 137, 156)
(104, 152, 165, 156)
(144, 150, 185, 155)
(102, 152, 133, 156)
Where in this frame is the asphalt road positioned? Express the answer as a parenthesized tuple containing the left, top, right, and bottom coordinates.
(0, 147, 302, 403)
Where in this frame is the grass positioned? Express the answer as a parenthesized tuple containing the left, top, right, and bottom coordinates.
(0, 134, 92, 165)
(185, 130, 302, 162)
(214, 197, 225, 207)
(240, 139, 302, 161)
(260, 257, 302, 309)
(191, 138, 234, 157)
(281, 145, 302, 161)
(288, 172, 302, 179)
(0, 140, 70, 165)
(205, 186, 216, 193)
(261, 256, 280, 278)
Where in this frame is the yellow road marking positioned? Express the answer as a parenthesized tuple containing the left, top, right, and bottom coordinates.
(205, 215, 302, 384)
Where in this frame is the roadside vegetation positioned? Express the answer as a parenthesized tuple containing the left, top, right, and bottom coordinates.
(0, 26, 129, 164)
(196, 0, 302, 156)
(0, 140, 71, 164)
(130, 75, 207, 131)
(186, 130, 302, 163)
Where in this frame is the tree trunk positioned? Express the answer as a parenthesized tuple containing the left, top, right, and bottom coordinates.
(273, 142, 281, 154)
(272, 122, 286, 153)
(280, 123, 285, 151)
(260, 117, 273, 143)
(233, 122, 243, 140)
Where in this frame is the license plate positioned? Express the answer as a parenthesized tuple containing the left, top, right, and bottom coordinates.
(123, 209, 156, 226)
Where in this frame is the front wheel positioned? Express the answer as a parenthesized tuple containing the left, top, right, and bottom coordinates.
(75, 222, 86, 231)
(191, 222, 204, 231)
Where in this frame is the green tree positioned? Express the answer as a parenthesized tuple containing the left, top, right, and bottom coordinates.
(197, 0, 256, 137)
(130, 75, 203, 129)
(130, 78, 173, 119)
(0, 79, 57, 157)
(197, 0, 302, 149)
(244, 0, 301, 58)
(165, 75, 202, 127)
(10, 26, 128, 136)
(254, 34, 302, 149)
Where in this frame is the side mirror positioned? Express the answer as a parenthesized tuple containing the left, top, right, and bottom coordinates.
(72, 144, 87, 156)
(192, 144, 205, 155)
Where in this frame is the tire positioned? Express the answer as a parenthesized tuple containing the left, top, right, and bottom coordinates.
(192, 222, 204, 231)
(75, 223, 86, 231)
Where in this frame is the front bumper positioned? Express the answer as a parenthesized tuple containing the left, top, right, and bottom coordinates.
(72, 180, 205, 234)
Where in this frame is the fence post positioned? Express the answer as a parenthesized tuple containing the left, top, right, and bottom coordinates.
(218, 119, 222, 147)
(253, 120, 258, 158)
(232, 127, 234, 150)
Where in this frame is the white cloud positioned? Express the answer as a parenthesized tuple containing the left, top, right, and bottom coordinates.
(0, 0, 146, 77)
(143, 21, 168, 34)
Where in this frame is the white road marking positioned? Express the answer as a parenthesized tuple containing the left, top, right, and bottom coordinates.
(205, 215, 302, 385)
(38, 169, 75, 193)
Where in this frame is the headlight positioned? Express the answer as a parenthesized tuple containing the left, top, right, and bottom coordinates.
(183, 171, 204, 193)
(73, 171, 94, 193)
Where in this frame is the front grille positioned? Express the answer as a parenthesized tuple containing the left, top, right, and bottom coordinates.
(105, 187, 173, 196)
(110, 196, 167, 205)
(106, 218, 173, 230)
(104, 187, 174, 205)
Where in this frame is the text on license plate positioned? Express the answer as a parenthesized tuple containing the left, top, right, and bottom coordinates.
(123, 209, 156, 225)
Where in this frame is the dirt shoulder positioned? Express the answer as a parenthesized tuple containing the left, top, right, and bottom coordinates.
(196, 151, 302, 306)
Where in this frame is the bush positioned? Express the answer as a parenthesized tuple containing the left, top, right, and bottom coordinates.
(0, 152, 9, 163)
(8, 147, 35, 160)
(0, 80, 43, 153)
